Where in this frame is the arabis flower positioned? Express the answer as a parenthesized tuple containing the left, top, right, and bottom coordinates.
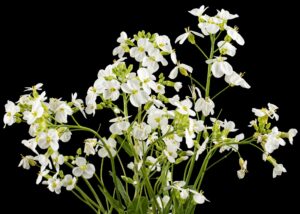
(3, 100, 20, 126)
(72, 157, 95, 179)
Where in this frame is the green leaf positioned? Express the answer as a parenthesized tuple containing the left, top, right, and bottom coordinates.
(115, 176, 131, 206)
(127, 197, 149, 214)
(76, 148, 82, 155)
(116, 136, 133, 157)
(98, 185, 124, 212)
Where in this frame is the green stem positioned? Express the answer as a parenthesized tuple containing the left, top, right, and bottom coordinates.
(206, 150, 233, 171)
(72, 190, 99, 214)
(212, 85, 231, 100)
(83, 178, 106, 213)
(194, 43, 209, 59)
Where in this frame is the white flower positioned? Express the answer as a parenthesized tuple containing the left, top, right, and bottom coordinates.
(60, 129, 72, 143)
(85, 102, 97, 116)
(103, 80, 121, 101)
(62, 174, 77, 191)
(217, 9, 239, 20)
(18, 155, 35, 170)
(267, 103, 279, 121)
(54, 102, 73, 123)
(189, 189, 209, 204)
(265, 127, 286, 154)
(23, 101, 44, 125)
(225, 25, 245, 46)
(175, 28, 204, 45)
(72, 157, 95, 179)
(138, 68, 157, 94)
(43, 176, 62, 194)
(98, 138, 117, 158)
(155, 35, 172, 53)
(156, 195, 170, 209)
(287, 129, 298, 145)
(237, 158, 248, 179)
(273, 163, 287, 178)
(3, 100, 20, 126)
(113, 31, 129, 58)
(132, 122, 152, 141)
(142, 47, 167, 72)
(146, 156, 161, 172)
(196, 138, 209, 160)
(217, 41, 237, 57)
(169, 63, 193, 79)
(121, 79, 150, 107)
(198, 15, 222, 36)
(225, 71, 251, 89)
(84, 138, 98, 156)
(130, 38, 153, 62)
(252, 103, 279, 121)
(36, 169, 49, 185)
(38, 129, 60, 151)
(21, 138, 38, 154)
(174, 82, 182, 92)
(147, 108, 168, 129)
(188, 5, 208, 17)
(37, 154, 52, 171)
(109, 116, 130, 135)
(163, 141, 180, 163)
(206, 56, 233, 78)
(72, 93, 86, 118)
(195, 89, 215, 117)
(51, 152, 64, 171)
(24, 83, 43, 91)
(175, 98, 196, 117)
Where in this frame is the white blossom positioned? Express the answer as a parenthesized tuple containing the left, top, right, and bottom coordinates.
(103, 80, 121, 101)
(132, 122, 152, 141)
(84, 138, 98, 156)
(113, 31, 129, 58)
(23, 102, 44, 125)
(109, 116, 130, 135)
(273, 163, 287, 178)
(121, 79, 150, 107)
(206, 56, 233, 78)
(188, 5, 208, 17)
(225, 25, 245, 46)
(43, 176, 62, 194)
(225, 71, 251, 89)
(217, 41, 237, 57)
(98, 138, 117, 158)
(72, 157, 95, 179)
(287, 129, 298, 145)
(237, 158, 248, 179)
(130, 38, 153, 62)
(3, 100, 20, 126)
(38, 129, 60, 151)
(72, 93, 86, 118)
(62, 174, 77, 191)
(175, 28, 204, 45)
(18, 155, 35, 170)
(169, 63, 193, 79)
(217, 9, 239, 20)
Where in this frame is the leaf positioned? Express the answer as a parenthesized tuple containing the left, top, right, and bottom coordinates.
(116, 136, 133, 157)
(115, 176, 131, 206)
(127, 197, 148, 214)
(98, 185, 124, 212)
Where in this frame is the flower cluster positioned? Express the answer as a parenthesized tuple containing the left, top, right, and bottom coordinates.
(5, 5, 297, 214)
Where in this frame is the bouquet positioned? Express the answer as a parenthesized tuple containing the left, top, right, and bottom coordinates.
(5, 5, 297, 214)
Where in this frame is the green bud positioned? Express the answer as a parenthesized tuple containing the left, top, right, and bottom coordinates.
(76, 148, 82, 156)
(29, 159, 37, 167)
(59, 170, 64, 178)
(163, 80, 175, 87)
(179, 67, 188, 76)
(188, 33, 196, 44)
(175, 156, 189, 164)
(121, 176, 135, 185)
(144, 101, 153, 111)
(97, 103, 104, 110)
(224, 35, 232, 43)
(126, 39, 135, 47)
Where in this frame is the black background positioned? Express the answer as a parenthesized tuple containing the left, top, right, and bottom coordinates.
(1, 0, 299, 213)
